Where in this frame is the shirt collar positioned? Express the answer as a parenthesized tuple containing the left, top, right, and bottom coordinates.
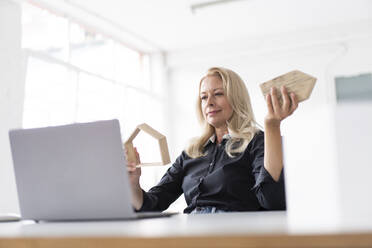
(203, 133, 231, 147)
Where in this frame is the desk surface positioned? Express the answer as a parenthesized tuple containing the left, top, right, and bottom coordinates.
(1, 211, 372, 248)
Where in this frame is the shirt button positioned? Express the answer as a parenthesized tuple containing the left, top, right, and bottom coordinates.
(209, 163, 214, 173)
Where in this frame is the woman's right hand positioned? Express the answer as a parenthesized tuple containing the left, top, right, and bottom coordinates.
(125, 147, 142, 187)
(125, 147, 143, 210)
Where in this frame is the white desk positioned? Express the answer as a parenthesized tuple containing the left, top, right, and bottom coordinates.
(1, 211, 372, 247)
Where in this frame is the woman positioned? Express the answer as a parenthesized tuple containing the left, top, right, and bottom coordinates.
(127, 67, 298, 214)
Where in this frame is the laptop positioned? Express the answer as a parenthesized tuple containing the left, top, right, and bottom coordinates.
(9, 119, 176, 221)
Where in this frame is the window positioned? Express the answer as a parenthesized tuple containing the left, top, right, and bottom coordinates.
(22, 4, 69, 61)
(335, 73, 372, 102)
(21, 3, 166, 193)
(23, 56, 77, 127)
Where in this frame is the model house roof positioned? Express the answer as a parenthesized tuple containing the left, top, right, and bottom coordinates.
(124, 123, 171, 167)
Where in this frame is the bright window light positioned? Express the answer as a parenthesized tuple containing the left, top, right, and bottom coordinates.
(21, 2, 153, 131)
(22, 3, 69, 61)
(23, 56, 78, 128)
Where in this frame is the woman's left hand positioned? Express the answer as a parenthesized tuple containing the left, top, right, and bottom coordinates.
(264, 86, 298, 128)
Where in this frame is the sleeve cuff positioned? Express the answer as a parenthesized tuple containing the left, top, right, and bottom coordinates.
(134, 189, 150, 212)
(252, 166, 284, 191)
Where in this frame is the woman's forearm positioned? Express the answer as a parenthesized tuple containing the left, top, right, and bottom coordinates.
(264, 123, 283, 182)
(131, 184, 144, 210)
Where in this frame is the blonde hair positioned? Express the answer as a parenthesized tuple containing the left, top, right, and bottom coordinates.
(185, 67, 260, 158)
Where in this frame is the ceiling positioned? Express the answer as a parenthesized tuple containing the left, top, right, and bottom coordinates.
(57, 0, 372, 51)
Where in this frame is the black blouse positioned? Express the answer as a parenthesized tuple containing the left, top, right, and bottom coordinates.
(138, 131, 286, 213)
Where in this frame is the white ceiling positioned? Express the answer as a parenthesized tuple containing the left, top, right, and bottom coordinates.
(64, 0, 372, 52)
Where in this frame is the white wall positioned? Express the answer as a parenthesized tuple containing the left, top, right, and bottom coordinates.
(284, 102, 372, 231)
(165, 20, 372, 159)
(0, 0, 24, 214)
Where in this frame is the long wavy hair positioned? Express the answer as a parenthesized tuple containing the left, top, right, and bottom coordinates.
(185, 67, 260, 158)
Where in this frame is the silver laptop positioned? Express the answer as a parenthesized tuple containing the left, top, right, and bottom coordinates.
(9, 119, 176, 221)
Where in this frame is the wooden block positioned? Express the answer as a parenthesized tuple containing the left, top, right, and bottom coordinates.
(123, 142, 139, 164)
(259, 70, 316, 105)
(124, 123, 171, 167)
(137, 124, 163, 140)
(135, 162, 163, 168)
(158, 138, 171, 164)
